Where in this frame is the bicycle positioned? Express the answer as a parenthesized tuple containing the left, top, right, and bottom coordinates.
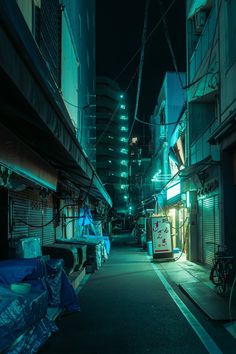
(207, 242, 234, 296)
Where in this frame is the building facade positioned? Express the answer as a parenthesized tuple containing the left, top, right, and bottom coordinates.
(0, 0, 111, 259)
(175, 0, 236, 267)
(147, 72, 187, 253)
(185, 0, 224, 265)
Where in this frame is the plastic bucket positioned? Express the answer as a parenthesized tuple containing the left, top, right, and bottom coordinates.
(147, 241, 153, 256)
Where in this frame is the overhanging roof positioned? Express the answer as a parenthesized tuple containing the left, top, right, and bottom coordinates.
(0, 0, 112, 206)
(179, 156, 218, 179)
(187, 0, 212, 19)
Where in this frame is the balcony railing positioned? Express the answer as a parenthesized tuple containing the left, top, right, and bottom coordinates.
(189, 5, 217, 82)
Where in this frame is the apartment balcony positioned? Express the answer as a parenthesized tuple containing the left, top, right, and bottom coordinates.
(189, 5, 217, 83)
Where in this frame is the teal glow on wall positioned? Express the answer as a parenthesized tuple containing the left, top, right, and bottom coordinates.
(166, 182, 180, 200)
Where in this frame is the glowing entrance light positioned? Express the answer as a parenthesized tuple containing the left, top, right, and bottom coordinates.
(120, 115, 128, 120)
(166, 182, 181, 200)
(120, 94, 124, 99)
(120, 104, 126, 109)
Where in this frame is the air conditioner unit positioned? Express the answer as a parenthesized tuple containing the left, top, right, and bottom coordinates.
(194, 11, 207, 34)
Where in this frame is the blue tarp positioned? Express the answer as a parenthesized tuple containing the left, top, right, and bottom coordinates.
(0, 258, 80, 312)
(0, 284, 49, 352)
(5, 317, 58, 354)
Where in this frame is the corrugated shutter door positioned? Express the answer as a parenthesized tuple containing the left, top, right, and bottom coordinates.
(9, 191, 29, 242)
(214, 195, 220, 246)
(42, 198, 55, 245)
(202, 195, 220, 266)
(197, 198, 203, 262)
(9, 190, 55, 247)
(203, 197, 214, 265)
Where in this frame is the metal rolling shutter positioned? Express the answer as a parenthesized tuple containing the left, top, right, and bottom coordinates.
(202, 195, 220, 266)
(9, 190, 55, 247)
(9, 190, 29, 244)
(197, 198, 204, 263)
(42, 196, 55, 245)
(214, 195, 220, 246)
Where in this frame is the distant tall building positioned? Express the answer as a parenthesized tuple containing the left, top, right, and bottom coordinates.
(96, 77, 129, 214)
(62, 0, 96, 165)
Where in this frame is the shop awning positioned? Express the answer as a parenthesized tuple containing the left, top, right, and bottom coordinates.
(179, 157, 216, 179)
(0, 124, 57, 191)
(0, 1, 112, 206)
(208, 111, 236, 147)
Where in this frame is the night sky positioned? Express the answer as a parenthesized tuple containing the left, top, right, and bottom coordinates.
(97, 0, 186, 132)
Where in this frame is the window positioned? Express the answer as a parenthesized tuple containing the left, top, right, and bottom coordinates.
(120, 126, 128, 132)
(121, 172, 128, 178)
(16, 0, 41, 43)
(121, 148, 128, 154)
(121, 160, 128, 166)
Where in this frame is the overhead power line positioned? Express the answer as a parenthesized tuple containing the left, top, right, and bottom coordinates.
(115, 0, 176, 81)
(128, 0, 150, 142)
(158, 0, 184, 90)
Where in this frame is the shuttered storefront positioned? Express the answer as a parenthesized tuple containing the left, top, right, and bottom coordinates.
(197, 194, 220, 265)
(9, 189, 55, 247)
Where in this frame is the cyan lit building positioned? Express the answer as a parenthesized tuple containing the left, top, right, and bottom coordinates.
(149, 72, 186, 190)
(96, 77, 129, 216)
(147, 72, 186, 252)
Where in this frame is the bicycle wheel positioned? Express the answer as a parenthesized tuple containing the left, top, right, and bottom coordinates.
(216, 266, 229, 296)
(217, 261, 232, 296)
(210, 262, 222, 285)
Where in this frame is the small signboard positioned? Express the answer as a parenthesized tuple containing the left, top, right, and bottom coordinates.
(151, 217, 172, 259)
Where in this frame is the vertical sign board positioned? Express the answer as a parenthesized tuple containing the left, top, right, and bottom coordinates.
(151, 217, 173, 259)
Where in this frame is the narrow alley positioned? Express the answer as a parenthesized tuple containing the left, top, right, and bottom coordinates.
(39, 236, 236, 354)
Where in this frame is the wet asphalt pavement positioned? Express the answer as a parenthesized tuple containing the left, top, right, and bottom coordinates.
(39, 235, 235, 354)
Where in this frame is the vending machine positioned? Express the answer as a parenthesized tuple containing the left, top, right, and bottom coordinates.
(151, 216, 173, 260)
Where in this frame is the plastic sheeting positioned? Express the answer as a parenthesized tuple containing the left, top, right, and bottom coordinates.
(81, 235, 111, 258)
(5, 317, 58, 354)
(0, 258, 80, 312)
(0, 284, 48, 352)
